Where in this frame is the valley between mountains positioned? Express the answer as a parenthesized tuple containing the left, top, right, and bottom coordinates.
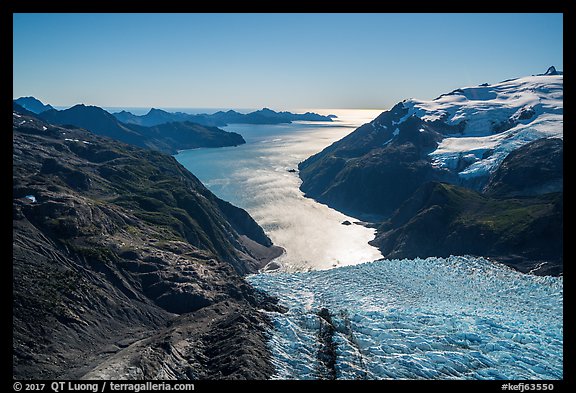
(12, 68, 563, 380)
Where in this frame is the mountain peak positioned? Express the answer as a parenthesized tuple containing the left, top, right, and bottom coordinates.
(146, 108, 169, 115)
(540, 66, 562, 76)
(13, 96, 55, 114)
(70, 103, 108, 113)
(259, 107, 276, 113)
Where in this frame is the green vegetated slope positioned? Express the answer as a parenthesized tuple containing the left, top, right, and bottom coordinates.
(371, 182, 562, 275)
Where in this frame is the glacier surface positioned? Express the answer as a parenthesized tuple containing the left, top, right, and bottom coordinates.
(402, 74, 563, 181)
(248, 256, 563, 380)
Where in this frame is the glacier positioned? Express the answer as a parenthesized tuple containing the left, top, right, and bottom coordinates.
(401, 74, 563, 182)
(248, 256, 563, 380)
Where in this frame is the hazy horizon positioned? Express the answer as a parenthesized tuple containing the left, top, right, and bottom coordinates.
(13, 13, 562, 109)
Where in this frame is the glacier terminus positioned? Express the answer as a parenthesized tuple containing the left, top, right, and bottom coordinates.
(249, 256, 562, 380)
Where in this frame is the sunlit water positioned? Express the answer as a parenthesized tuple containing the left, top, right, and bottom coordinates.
(175, 109, 384, 271)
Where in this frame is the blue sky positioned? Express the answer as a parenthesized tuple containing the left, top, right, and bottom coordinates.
(13, 13, 563, 110)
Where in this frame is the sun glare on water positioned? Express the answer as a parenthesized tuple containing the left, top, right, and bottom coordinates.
(175, 108, 386, 272)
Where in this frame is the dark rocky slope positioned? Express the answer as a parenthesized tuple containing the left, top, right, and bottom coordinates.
(299, 104, 447, 219)
(12, 110, 283, 379)
(370, 138, 563, 275)
(37, 104, 245, 154)
(483, 138, 563, 198)
(371, 181, 562, 276)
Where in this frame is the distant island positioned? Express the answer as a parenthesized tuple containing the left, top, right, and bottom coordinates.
(113, 107, 337, 127)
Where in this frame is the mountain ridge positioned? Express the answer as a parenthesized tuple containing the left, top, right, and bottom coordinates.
(299, 69, 563, 274)
(14, 96, 55, 113)
(14, 97, 336, 153)
(12, 108, 284, 379)
(35, 103, 245, 154)
(112, 106, 336, 127)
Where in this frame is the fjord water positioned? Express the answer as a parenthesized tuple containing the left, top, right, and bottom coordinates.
(175, 110, 384, 271)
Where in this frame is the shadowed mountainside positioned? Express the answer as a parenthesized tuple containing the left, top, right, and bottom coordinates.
(12, 109, 284, 379)
(37, 104, 245, 154)
(14, 96, 55, 113)
(371, 180, 562, 276)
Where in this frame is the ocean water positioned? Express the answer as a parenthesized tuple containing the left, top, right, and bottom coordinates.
(175, 109, 384, 271)
(248, 256, 563, 380)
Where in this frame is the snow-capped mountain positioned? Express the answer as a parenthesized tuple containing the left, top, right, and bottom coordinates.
(403, 73, 563, 182)
(299, 68, 563, 217)
(298, 69, 563, 273)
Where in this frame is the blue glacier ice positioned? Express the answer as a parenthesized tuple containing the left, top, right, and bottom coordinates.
(248, 256, 563, 380)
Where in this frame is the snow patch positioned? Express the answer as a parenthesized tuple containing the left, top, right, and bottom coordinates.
(64, 138, 91, 144)
(382, 127, 401, 147)
(414, 74, 563, 178)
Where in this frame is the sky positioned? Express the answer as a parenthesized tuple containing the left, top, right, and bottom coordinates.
(13, 13, 563, 111)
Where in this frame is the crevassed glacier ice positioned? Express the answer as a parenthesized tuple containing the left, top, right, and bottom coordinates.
(248, 256, 563, 380)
